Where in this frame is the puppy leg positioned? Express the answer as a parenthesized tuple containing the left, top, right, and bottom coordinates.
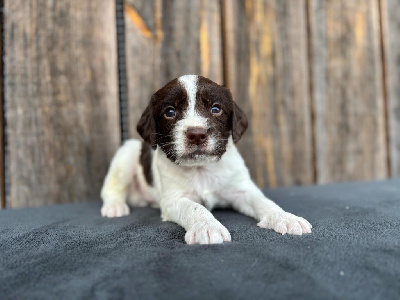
(224, 181, 312, 235)
(101, 140, 142, 218)
(161, 196, 231, 244)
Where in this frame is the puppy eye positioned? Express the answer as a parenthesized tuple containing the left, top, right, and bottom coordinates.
(211, 104, 221, 115)
(164, 107, 176, 119)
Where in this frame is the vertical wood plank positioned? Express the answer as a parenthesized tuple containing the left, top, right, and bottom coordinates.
(124, 0, 223, 138)
(381, 0, 400, 176)
(5, 0, 120, 207)
(124, 0, 162, 139)
(223, 0, 313, 188)
(310, 0, 388, 183)
(160, 0, 223, 85)
(0, 0, 4, 209)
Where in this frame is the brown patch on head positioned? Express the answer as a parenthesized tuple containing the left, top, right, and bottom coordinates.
(137, 104, 155, 147)
(195, 76, 248, 155)
(137, 75, 248, 165)
(231, 100, 248, 143)
(137, 78, 189, 161)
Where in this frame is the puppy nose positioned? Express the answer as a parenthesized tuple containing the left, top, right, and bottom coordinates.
(186, 127, 208, 145)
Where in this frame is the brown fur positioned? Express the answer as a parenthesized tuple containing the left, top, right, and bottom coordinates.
(139, 142, 153, 185)
(137, 76, 248, 164)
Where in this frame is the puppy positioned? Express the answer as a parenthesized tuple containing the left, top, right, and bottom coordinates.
(101, 75, 312, 244)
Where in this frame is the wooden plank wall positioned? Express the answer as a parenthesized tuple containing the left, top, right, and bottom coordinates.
(310, 0, 388, 183)
(222, 0, 313, 188)
(124, 0, 223, 138)
(124, 0, 162, 139)
(382, 0, 400, 176)
(2, 0, 400, 208)
(122, 0, 398, 188)
(0, 0, 3, 209)
(4, 0, 120, 207)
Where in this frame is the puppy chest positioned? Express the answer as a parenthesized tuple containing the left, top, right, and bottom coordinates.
(182, 189, 216, 210)
(185, 169, 227, 204)
(190, 167, 225, 191)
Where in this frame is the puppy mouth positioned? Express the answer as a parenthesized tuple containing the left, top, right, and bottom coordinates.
(176, 148, 219, 166)
(168, 132, 222, 165)
(182, 148, 212, 159)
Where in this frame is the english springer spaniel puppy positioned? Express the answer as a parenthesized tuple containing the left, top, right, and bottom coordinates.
(101, 75, 312, 244)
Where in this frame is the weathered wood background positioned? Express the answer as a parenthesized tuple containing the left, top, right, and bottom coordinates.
(0, 0, 399, 208)
(3, 0, 120, 208)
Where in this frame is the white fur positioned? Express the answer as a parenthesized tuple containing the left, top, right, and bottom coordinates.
(101, 137, 312, 243)
(100, 140, 156, 218)
(101, 76, 312, 244)
(178, 75, 198, 118)
(174, 75, 217, 164)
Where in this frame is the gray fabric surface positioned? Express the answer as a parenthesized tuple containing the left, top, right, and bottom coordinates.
(0, 180, 399, 299)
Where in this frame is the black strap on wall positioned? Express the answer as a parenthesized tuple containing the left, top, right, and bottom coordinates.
(116, 0, 129, 143)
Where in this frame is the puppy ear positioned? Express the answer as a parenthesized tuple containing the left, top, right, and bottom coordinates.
(232, 101, 248, 143)
(137, 101, 156, 149)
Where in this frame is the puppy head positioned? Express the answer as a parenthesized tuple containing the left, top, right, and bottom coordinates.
(137, 75, 248, 166)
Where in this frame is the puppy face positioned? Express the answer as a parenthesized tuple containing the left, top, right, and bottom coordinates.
(137, 75, 248, 166)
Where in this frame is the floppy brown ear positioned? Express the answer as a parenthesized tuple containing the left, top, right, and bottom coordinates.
(136, 102, 156, 149)
(232, 101, 248, 143)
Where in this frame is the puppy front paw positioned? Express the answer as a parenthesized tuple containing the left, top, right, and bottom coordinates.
(257, 211, 312, 235)
(101, 202, 130, 218)
(185, 220, 231, 245)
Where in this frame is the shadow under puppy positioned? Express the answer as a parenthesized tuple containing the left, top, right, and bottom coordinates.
(101, 75, 312, 244)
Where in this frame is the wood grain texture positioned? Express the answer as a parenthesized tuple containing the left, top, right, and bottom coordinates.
(223, 0, 313, 188)
(124, 0, 223, 138)
(0, 2, 3, 209)
(310, 0, 388, 183)
(5, 0, 120, 207)
(124, 0, 162, 139)
(160, 0, 222, 85)
(382, 0, 400, 176)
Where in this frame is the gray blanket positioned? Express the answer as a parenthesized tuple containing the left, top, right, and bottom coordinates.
(1, 180, 399, 299)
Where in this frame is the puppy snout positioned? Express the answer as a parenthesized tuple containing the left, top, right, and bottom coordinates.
(186, 127, 208, 145)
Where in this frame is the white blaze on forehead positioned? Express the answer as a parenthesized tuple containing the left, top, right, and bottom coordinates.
(178, 75, 198, 117)
(174, 75, 213, 162)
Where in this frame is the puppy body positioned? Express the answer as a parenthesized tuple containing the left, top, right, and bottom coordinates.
(101, 75, 312, 244)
